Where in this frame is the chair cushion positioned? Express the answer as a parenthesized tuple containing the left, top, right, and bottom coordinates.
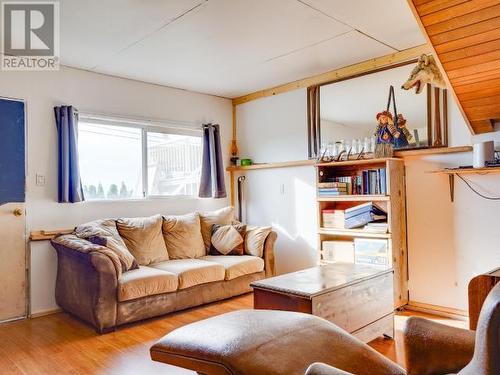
(199, 206, 234, 251)
(201, 255, 264, 280)
(162, 213, 205, 259)
(74, 218, 138, 271)
(245, 226, 272, 257)
(209, 223, 246, 256)
(117, 214, 168, 266)
(118, 266, 178, 302)
(151, 259, 225, 289)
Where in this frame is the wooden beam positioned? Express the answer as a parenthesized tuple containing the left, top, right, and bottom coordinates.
(30, 229, 73, 241)
(232, 44, 431, 106)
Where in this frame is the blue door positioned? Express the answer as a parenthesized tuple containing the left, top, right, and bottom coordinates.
(0, 98, 26, 322)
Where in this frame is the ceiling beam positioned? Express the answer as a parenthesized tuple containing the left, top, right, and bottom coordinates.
(232, 44, 431, 106)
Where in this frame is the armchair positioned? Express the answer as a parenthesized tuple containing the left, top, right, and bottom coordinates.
(306, 282, 500, 375)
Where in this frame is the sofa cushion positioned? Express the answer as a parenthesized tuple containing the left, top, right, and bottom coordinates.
(151, 259, 225, 289)
(162, 213, 205, 259)
(199, 206, 234, 251)
(209, 223, 246, 256)
(118, 266, 178, 302)
(116, 215, 168, 266)
(74, 218, 138, 271)
(245, 226, 272, 258)
(201, 255, 264, 280)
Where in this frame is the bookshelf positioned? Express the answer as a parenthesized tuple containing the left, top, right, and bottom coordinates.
(316, 157, 407, 308)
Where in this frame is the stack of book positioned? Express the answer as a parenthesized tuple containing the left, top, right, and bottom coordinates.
(344, 202, 387, 229)
(363, 222, 389, 233)
(318, 181, 349, 196)
(322, 209, 345, 228)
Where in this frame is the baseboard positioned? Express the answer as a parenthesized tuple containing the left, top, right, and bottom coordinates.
(30, 308, 62, 319)
(406, 301, 468, 320)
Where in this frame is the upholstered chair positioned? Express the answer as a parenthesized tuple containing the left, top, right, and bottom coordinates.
(306, 282, 500, 375)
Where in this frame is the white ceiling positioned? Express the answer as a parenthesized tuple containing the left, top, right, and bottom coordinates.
(60, 0, 426, 98)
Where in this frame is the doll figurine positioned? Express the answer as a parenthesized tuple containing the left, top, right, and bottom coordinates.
(374, 111, 399, 157)
(393, 114, 413, 149)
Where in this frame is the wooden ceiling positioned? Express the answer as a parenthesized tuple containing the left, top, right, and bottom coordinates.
(409, 0, 500, 134)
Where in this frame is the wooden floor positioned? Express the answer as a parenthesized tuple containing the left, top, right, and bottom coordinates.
(0, 294, 467, 375)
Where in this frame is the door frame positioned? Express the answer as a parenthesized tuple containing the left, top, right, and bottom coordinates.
(0, 95, 29, 323)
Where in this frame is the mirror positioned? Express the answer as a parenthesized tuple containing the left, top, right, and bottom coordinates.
(308, 61, 447, 159)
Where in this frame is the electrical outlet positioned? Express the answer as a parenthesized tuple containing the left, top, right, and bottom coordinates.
(36, 174, 45, 186)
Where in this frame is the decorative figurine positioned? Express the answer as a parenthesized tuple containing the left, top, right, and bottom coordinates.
(393, 113, 412, 149)
(374, 111, 397, 158)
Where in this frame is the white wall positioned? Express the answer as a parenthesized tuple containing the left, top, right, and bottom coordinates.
(236, 87, 500, 312)
(0, 67, 232, 314)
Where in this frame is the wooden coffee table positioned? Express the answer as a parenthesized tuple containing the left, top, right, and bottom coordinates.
(250, 263, 394, 343)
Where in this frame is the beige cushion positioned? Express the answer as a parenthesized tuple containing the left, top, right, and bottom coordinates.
(151, 259, 225, 289)
(209, 223, 246, 256)
(199, 207, 235, 251)
(118, 266, 178, 302)
(201, 255, 264, 280)
(162, 213, 205, 259)
(74, 218, 137, 271)
(245, 226, 272, 258)
(116, 215, 168, 266)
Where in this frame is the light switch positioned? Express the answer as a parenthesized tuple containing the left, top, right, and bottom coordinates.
(280, 183, 285, 195)
(36, 174, 45, 186)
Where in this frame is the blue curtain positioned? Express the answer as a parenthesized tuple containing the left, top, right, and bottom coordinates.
(199, 123, 226, 198)
(54, 105, 84, 203)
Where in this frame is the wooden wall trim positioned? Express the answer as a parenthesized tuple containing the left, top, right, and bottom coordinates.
(232, 44, 431, 106)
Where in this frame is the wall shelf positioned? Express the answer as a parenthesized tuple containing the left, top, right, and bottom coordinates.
(429, 166, 500, 202)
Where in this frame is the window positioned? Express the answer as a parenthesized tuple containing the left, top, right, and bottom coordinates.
(78, 115, 202, 200)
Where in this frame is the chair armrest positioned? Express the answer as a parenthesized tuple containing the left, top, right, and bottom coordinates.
(51, 234, 121, 333)
(263, 231, 277, 277)
(403, 316, 475, 375)
(306, 363, 354, 375)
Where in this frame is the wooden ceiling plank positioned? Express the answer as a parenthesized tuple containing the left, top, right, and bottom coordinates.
(427, 4, 500, 36)
(447, 59, 500, 79)
(454, 77, 500, 94)
(443, 49, 500, 71)
(461, 94, 500, 108)
(457, 85, 500, 101)
(452, 69, 500, 85)
(439, 39, 500, 63)
(430, 17, 500, 45)
(417, 0, 469, 17)
(422, 0, 500, 26)
(435, 28, 500, 54)
(470, 120, 494, 133)
(466, 106, 500, 121)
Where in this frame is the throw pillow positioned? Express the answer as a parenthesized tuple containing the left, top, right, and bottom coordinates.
(74, 218, 138, 271)
(199, 206, 235, 251)
(116, 214, 168, 266)
(245, 226, 272, 258)
(209, 223, 246, 256)
(162, 212, 205, 259)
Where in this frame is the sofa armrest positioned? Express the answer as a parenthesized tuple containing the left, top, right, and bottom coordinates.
(403, 316, 475, 375)
(51, 234, 121, 333)
(305, 363, 354, 375)
(263, 231, 277, 277)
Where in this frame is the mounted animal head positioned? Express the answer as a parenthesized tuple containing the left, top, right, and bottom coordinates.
(402, 54, 446, 94)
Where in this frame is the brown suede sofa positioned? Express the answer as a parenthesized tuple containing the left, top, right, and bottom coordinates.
(51, 207, 276, 333)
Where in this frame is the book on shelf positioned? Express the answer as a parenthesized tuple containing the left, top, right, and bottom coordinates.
(322, 209, 345, 228)
(319, 168, 387, 196)
(363, 221, 389, 233)
(344, 202, 387, 229)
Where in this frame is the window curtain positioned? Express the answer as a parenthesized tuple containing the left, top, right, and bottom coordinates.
(54, 105, 84, 203)
(307, 85, 321, 158)
(199, 123, 226, 198)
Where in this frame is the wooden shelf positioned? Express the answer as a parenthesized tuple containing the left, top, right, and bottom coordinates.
(394, 145, 472, 157)
(316, 158, 400, 168)
(317, 195, 389, 202)
(319, 228, 391, 239)
(429, 166, 500, 202)
(226, 159, 314, 172)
